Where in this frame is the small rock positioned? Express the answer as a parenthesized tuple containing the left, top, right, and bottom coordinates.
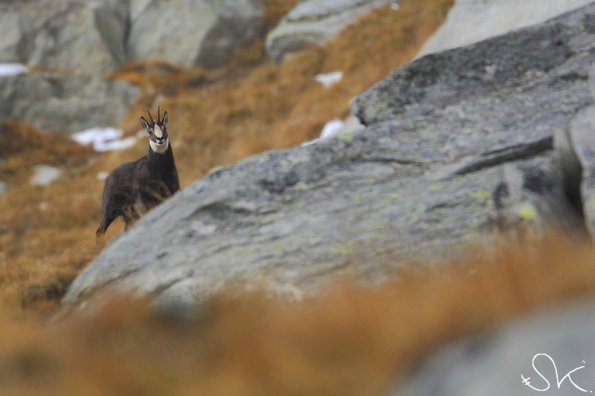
(31, 165, 61, 187)
(0, 181, 7, 197)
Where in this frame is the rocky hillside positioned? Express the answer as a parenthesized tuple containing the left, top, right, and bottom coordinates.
(1, 1, 595, 395)
(0, 0, 453, 315)
(63, 3, 595, 312)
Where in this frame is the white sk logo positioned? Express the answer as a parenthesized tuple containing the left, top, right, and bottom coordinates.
(521, 353, 592, 393)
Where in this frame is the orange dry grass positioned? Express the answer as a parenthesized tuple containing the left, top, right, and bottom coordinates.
(0, 121, 99, 316)
(0, 236, 594, 395)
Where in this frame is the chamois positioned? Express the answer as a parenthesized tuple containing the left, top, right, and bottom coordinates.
(96, 107, 180, 237)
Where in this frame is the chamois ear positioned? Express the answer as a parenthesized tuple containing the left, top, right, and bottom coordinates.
(140, 116, 150, 131)
(162, 111, 168, 126)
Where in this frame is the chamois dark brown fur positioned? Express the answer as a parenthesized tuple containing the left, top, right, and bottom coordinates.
(96, 107, 180, 237)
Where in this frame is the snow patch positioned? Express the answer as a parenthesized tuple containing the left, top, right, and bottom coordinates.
(302, 116, 364, 146)
(314, 71, 343, 88)
(72, 127, 137, 152)
(0, 63, 28, 78)
(320, 119, 345, 139)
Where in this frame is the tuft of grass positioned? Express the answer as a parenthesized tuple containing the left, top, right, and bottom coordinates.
(0, 120, 91, 181)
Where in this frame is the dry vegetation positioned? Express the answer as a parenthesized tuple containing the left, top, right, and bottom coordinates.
(4, 0, 595, 394)
(2, 236, 595, 395)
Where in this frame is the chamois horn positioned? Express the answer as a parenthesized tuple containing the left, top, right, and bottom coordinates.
(146, 108, 155, 125)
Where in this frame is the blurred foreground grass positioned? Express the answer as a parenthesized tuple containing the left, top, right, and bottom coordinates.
(2, 236, 595, 395)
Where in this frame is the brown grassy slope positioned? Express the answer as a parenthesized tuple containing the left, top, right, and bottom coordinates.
(0, 0, 453, 317)
(0, 121, 98, 315)
(1, 236, 595, 395)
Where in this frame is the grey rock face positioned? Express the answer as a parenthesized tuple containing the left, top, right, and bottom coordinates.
(0, 72, 141, 133)
(418, 0, 595, 57)
(352, 9, 594, 126)
(0, 0, 128, 73)
(559, 106, 595, 236)
(24, 1, 127, 73)
(266, 0, 395, 62)
(1, 0, 264, 73)
(63, 4, 595, 310)
(393, 299, 595, 396)
(554, 65, 595, 237)
(128, 0, 265, 68)
(491, 164, 584, 237)
(0, 8, 24, 63)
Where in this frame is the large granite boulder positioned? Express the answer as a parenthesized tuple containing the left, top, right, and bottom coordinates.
(0, 72, 141, 133)
(63, 4, 595, 311)
(417, 0, 594, 57)
(0, 0, 265, 73)
(0, 5, 27, 63)
(393, 299, 595, 396)
(0, 0, 128, 73)
(266, 0, 395, 62)
(128, 0, 265, 68)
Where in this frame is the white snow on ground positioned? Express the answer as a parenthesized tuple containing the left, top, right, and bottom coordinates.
(0, 63, 28, 78)
(96, 136, 137, 152)
(319, 119, 345, 139)
(302, 116, 365, 146)
(314, 71, 343, 88)
(301, 119, 346, 146)
(72, 127, 138, 152)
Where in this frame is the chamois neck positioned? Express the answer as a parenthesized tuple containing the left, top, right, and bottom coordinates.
(148, 141, 173, 166)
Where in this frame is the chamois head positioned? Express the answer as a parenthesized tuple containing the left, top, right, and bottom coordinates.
(140, 107, 169, 154)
